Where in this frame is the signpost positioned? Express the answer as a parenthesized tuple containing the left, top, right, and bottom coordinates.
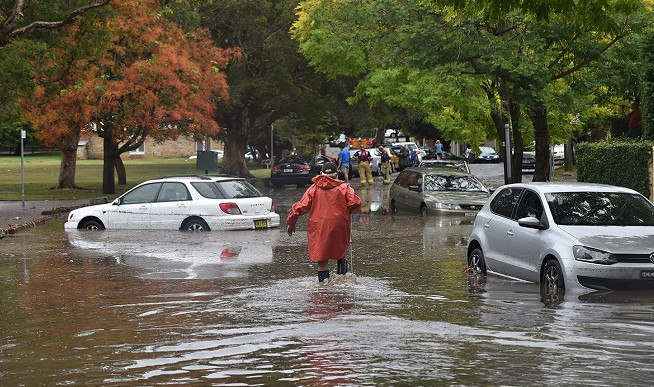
(20, 129, 25, 207)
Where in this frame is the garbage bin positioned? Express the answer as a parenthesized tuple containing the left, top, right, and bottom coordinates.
(196, 151, 218, 174)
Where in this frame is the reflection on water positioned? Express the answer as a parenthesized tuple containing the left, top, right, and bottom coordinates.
(2, 207, 654, 385)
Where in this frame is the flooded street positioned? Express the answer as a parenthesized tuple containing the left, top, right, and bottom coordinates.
(2, 178, 654, 385)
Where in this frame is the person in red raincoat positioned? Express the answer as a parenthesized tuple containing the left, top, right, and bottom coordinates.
(286, 162, 362, 282)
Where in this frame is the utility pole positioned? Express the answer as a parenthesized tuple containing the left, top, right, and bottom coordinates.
(20, 129, 25, 207)
(269, 124, 274, 169)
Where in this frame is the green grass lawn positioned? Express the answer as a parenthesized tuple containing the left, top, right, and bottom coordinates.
(0, 152, 271, 201)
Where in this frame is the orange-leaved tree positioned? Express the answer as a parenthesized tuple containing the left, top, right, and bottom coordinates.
(25, 0, 239, 194)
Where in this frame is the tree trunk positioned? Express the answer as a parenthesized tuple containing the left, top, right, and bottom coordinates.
(222, 129, 253, 177)
(102, 135, 116, 194)
(56, 136, 79, 189)
(114, 156, 126, 185)
(509, 100, 524, 183)
(531, 106, 550, 182)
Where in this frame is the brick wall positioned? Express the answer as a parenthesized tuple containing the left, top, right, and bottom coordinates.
(77, 136, 219, 160)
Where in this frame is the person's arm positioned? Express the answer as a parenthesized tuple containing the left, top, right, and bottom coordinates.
(286, 188, 314, 235)
(345, 186, 362, 213)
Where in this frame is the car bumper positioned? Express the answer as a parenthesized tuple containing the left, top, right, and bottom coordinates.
(569, 263, 654, 290)
(205, 213, 281, 230)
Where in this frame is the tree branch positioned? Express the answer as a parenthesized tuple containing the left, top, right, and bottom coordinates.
(1, 0, 111, 48)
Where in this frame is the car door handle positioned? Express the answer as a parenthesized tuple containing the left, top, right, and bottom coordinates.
(483, 223, 490, 229)
(507, 230, 514, 237)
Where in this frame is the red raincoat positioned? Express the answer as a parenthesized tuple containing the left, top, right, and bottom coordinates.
(286, 174, 361, 262)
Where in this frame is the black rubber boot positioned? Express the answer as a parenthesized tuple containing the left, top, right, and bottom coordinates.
(337, 259, 348, 275)
(318, 270, 330, 282)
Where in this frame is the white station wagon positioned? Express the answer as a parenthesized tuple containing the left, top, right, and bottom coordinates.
(64, 175, 280, 231)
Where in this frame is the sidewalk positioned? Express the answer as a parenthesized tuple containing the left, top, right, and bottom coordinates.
(0, 198, 104, 238)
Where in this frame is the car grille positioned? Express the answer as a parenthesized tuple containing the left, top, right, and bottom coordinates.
(613, 253, 654, 263)
(460, 204, 483, 211)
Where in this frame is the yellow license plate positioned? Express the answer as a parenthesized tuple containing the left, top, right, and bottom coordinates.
(254, 220, 268, 229)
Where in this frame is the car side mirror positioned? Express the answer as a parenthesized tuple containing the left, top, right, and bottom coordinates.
(112, 198, 121, 206)
(518, 216, 547, 230)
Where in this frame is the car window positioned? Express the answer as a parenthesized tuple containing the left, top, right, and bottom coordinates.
(490, 187, 523, 218)
(121, 183, 161, 204)
(394, 170, 411, 187)
(216, 180, 263, 199)
(408, 172, 421, 187)
(546, 192, 654, 226)
(424, 174, 487, 192)
(156, 182, 190, 202)
(515, 190, 544, 220)
(191, 182, 226, 199)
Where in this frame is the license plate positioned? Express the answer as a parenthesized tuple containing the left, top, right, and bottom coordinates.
(254, 220, 268, 229)
(283, 169, 293, 173)
(641, 270, 654, 278)
(464, 212, 476, 217)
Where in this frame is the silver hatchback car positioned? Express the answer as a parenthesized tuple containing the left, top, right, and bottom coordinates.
(390, 167, 490, 216)
(467, 182, 654, 291)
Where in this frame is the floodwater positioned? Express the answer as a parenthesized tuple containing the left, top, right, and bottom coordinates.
(2, 182, 654, 386)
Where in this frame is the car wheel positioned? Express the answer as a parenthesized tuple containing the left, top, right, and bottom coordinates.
(182, 218, 210, 231)
(390, 200, 398, 214)
(542, 258, 565, 290)
(468, 247, 487, 274)
(420, 204, 428, 217)
(79, 219, 104, 230)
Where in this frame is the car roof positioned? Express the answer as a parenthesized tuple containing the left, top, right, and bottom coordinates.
(401, 166, 472, 176)
(500, 182, 640, 194)
(154, 174, 244, 182)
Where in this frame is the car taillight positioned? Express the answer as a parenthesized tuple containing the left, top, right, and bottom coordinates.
(271, 166, 280, 172)
(270, 200, 276, 212)
(299, 165, 310, 172)
(219, 202, 242, 215)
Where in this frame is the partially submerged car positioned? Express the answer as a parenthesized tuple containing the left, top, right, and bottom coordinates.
(65, 175, 280, 231)
(390, 167, 491, 216)
(467, 182, 654, 291)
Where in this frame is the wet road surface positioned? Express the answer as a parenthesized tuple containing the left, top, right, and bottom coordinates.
(1, 173, 654, 385)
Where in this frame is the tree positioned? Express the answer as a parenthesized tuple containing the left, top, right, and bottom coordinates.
(0, 1, 111, 48)
(24, 0, 238, 193)
(0, 1, 113, 156)
(292, 0, 650, 182)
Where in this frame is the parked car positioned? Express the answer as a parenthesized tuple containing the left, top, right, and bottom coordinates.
(370, 146, 399, 175)
(466, 182, 654, 291)
(392, 141, 424, 166)
(521, 150, 536, 172)
(390, 167, 491, 216)
(270, 154, 333, 187)
(422, 150, 466, 161)
(64, 175, 280, 231)
(471, 146, 500, 163)
(419, 159, 470, 173)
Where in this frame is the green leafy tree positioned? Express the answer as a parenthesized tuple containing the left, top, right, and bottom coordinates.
(292, 0, 650, 182)
(642, 30, 654, 139)
(0, 1, 112, 153)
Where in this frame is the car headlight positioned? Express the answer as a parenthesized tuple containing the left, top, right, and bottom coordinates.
(434, 202, 461, 210)
(573, 245, 617, 265)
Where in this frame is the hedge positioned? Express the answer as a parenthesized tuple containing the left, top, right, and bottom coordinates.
(576, 140, 652, 198)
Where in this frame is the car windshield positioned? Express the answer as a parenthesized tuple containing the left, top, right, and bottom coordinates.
(546, 192, 654, 226)
(424, 174, 487, 192)
(192, 180, 262, 199)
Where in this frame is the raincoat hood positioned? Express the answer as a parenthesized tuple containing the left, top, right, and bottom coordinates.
(312, 174, 345, 189)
